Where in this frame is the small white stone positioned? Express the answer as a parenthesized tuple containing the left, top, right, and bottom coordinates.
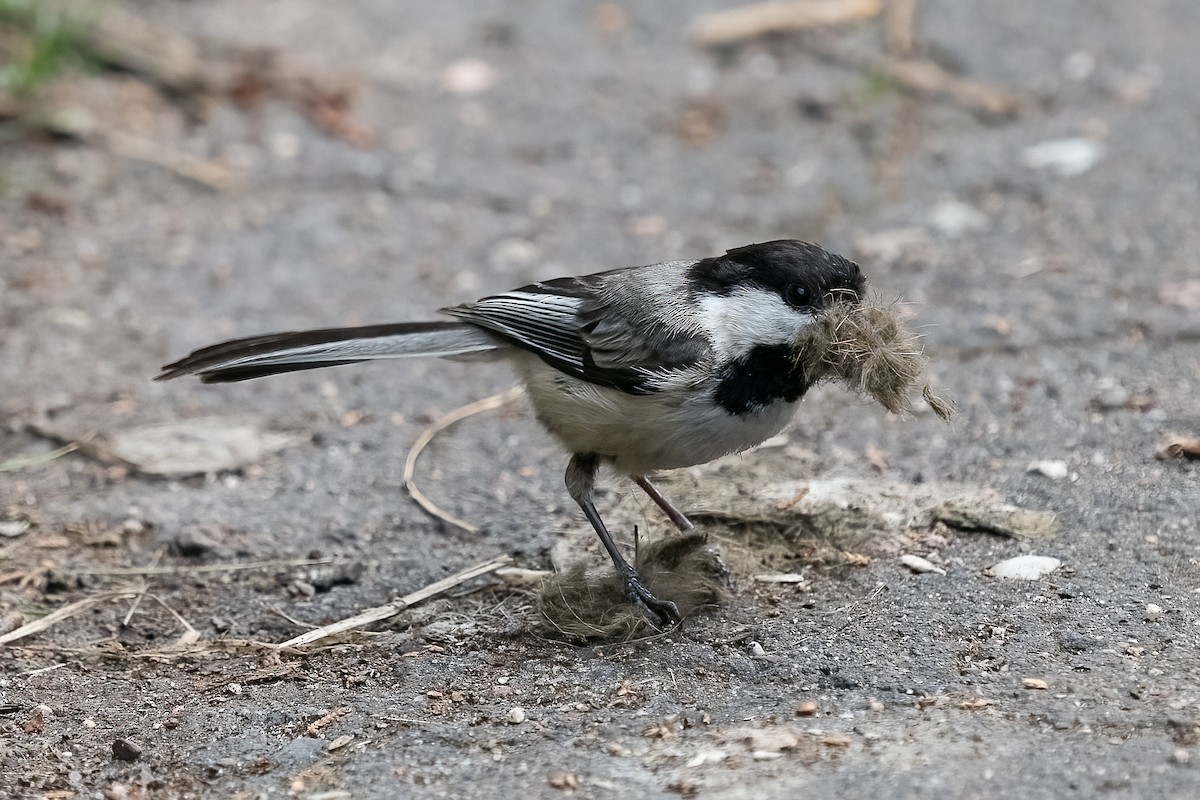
(928, 200, 990, 237)
(442, 58, 498, 95)
(1026, 460, 1070, 480)
(1062, 51, 1096, 81)
(269, 131, 301, 161)
(1145, 604, 1165, 621)
(1021, 137, 1103, 177)
(506, 707, 526, 725)
(900, 554, 946, 575)
(988, 555, 1062, 580)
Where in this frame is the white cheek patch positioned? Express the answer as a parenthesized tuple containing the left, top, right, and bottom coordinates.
(700, 287, 815, 360)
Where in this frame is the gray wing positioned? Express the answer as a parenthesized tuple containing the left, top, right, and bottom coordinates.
(441, 271, 709, 395)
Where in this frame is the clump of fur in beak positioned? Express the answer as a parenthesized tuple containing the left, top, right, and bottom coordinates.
(796, 293, 955, 421)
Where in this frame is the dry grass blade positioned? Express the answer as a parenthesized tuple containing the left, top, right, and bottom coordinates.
(0, 592, 137, 646)
(73, 557, 334, 576)
(0, 443, 78, 473)
(403, 386, 524, 535)
(796, 293, 954, 421)
(275, 554, 513, 650)
(690, 0, 883, 45)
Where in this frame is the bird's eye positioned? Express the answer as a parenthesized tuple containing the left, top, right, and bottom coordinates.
(785, 285, 810, 308)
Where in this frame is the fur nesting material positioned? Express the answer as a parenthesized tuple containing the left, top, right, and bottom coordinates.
(537, 533, 730, 642)
(796, 294, 954, 421)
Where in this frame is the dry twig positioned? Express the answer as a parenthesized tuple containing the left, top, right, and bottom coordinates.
(883, 0, 917, 57)
(806, 34, 1030, 117)
(690, 0, 883, 45)
(275, 555, 514, 650)
(403, 386, 524, 534)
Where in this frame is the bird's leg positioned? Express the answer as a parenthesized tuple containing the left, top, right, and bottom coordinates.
(632, 475, 694, 532)
(565, 454, 682, 630)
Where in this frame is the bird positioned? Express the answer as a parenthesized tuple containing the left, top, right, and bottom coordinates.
(157, 239, 866, 629)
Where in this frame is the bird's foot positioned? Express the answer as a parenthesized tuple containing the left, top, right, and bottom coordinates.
(621, 568, 681, 631)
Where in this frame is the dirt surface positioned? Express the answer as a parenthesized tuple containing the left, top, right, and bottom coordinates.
(2, 1, 1198, 797)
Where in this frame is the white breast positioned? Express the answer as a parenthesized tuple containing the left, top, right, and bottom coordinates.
(509, 352, 799, 474)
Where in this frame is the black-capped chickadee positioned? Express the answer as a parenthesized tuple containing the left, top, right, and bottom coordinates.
(158, 240, 866, 629)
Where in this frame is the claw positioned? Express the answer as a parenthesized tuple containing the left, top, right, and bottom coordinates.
(622, 569, 682, 631)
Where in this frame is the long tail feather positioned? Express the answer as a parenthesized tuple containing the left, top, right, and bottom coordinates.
(157, 321, 498, 383)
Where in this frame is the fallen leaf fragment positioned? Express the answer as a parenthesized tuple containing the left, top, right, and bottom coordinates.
(327, 734, 354, 751)
(1156, 435, 1200, 461)
(24, 705, 51, 733)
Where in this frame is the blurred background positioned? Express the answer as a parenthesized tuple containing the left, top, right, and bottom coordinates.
(1, 1, 1197, 797)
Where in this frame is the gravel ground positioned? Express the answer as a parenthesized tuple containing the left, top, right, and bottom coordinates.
(1, 1, 1198, 797)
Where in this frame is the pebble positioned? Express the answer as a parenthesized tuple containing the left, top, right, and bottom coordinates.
(795, 700, 819, 717)
(1172, 748, 1190, 765)
(928, 200, 990, 237)
(1093, 379, 1131, 410)
(900, 554, 946, 575)
(1026, 460, 1069, 480)
(488, 238, 540, 272)
(1021, 137, 1103, 176)
(1145, 604, 1165, 621)
(506, 707, 526, 725)
(168, 526, 230, 558)
(988, 556, 1062, 580)
(0, 520, 30, 538)
(442, 58, 498, 95)
(111, 738, 142, 761)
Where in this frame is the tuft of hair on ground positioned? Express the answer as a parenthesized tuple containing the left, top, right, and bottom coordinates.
(796, 293, 955, 422)
(536, 533, 731, 643)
